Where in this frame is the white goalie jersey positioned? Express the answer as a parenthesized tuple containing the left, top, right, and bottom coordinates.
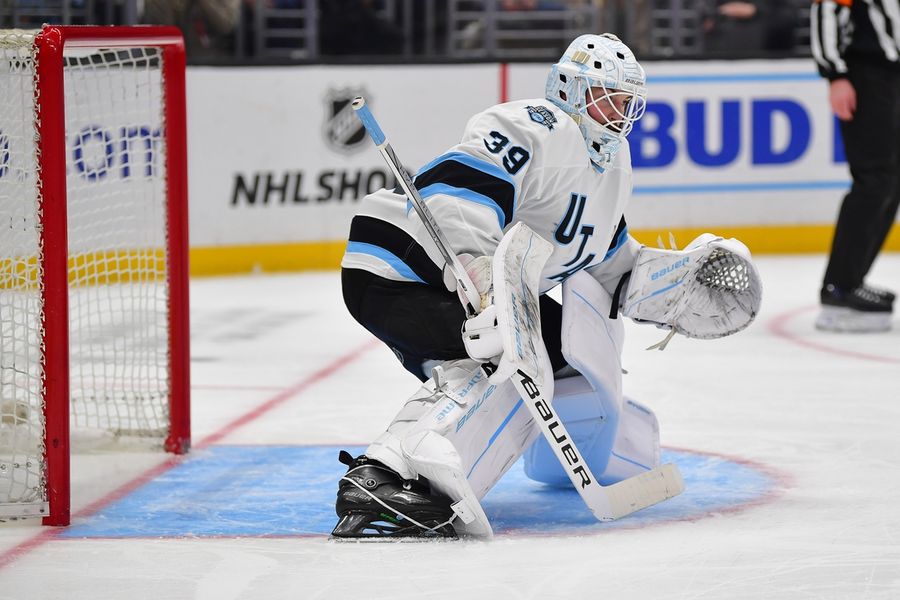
(342, 98, 641, 295)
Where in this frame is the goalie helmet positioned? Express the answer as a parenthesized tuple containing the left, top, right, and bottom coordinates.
(545, 33, 647, 168)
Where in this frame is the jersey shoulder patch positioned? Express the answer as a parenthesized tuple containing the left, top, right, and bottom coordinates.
(523, 104, 558, 131)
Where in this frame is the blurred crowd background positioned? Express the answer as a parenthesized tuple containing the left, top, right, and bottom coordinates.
(1, 0, 808, 64)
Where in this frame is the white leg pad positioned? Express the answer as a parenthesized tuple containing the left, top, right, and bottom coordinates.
(525, 270, 661, 487)
(524, 378, 660, 486)
(604, 397, 660, 482)
(401, 362, 539, 501)
(366, 359, 482, 480)
(366, 357, 542, 537)
(401, 430, 493, 538)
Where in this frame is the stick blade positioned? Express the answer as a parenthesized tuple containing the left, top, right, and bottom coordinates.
(603, 463, 685, 520)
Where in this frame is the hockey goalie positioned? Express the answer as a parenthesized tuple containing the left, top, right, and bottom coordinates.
(334, 33, 763, 539)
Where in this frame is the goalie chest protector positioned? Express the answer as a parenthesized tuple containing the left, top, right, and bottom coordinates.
(343, 99, 634, 293)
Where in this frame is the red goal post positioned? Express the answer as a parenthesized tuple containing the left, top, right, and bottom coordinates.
(0, 25, 190, 527)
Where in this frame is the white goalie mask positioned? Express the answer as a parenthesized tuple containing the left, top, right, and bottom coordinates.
(546, 33, 647, 168)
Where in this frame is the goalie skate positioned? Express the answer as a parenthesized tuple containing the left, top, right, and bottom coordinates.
(331, 451, 457, 540)
(401, 429, 494, 539)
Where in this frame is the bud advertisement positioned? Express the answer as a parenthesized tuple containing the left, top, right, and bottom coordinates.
(174, 60, 881, 272)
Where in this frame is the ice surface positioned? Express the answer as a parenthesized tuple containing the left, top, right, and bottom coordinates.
(1, 255, 899, 599)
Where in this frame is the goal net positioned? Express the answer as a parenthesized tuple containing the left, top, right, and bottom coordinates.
(0, 26, 190, 526)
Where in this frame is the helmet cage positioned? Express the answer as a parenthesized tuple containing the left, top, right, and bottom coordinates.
(584, 81, 646, 137)
(546, 34, 647, 167)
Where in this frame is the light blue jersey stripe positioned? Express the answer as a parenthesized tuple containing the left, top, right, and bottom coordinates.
(415, 151, 518, 222)
(345, 241, 424, 283)
(602, 226, 629, 262)
(416, 182, 508, 228)
(416, 151, 515, 188)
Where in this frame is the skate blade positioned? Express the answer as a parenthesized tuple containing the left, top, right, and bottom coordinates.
(816, 307, 892, 333)
(328, 534, 458, 543)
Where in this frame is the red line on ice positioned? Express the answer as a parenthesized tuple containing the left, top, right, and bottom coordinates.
(497, 446, 793, 538)
(768, 305, 900, 364)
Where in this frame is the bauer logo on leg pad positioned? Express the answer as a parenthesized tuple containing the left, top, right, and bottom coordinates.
(455, 385, 496, 433)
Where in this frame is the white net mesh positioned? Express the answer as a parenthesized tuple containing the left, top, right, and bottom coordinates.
(0, 30, 173, 518)
(64, 45, 170, 437)
(0, 30, 46, 516)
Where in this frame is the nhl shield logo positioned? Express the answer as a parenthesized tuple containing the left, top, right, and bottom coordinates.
(324, 89, 369, 153)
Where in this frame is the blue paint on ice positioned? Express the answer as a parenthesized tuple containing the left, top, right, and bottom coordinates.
(61, 445, 779, 539)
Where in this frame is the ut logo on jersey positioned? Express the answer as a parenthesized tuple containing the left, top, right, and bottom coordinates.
(550, 193, 597, 282)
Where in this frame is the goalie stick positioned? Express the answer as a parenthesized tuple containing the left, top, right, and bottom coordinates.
(351, 97, 480, 317)
(352, 96, 684, 522)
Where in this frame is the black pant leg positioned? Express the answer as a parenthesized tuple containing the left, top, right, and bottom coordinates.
(539, 294, 569, 374)
(824, 61, 900, 290)
(859, 68, 900, 274)
(342, 268, 468, 380)
(342, 268, 569, 381)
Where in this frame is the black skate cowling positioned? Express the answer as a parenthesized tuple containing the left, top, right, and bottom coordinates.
(820, 284, 893, 312)
(331, 451, 458, 540)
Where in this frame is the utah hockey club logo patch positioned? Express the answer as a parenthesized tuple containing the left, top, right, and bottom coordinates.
(525, 105, 557, 130)
(323, 88, 369, 153)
